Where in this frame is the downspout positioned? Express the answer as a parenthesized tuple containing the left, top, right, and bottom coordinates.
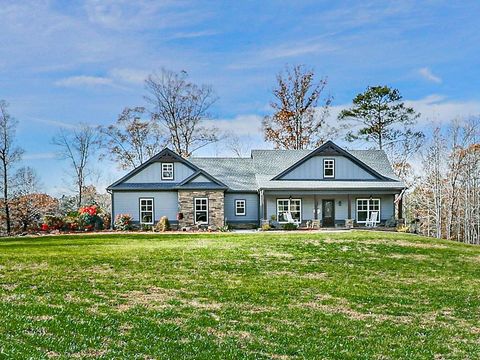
(107, 189, 114, 230)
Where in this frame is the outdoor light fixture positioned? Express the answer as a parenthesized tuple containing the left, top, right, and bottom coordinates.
(338, 201, 342, 206)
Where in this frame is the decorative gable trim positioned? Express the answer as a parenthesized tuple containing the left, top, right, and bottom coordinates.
(271, 141, 393, 181)
(177, 169, 228, 189)
(107, 148, 202, 190)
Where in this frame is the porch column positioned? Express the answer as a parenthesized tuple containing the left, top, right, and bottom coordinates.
(259, 190, 267, 221)
(314, 195, 318, 220)
(347, 194, 352, 219)
(398, 196, 403, 219)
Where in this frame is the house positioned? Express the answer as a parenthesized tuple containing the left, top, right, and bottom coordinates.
(107, 141, 405, 229)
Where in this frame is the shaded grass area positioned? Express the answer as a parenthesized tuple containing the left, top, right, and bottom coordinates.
(0, 231, 479, 359)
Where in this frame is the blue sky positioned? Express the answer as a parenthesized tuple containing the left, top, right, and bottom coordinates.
(1, 0, 480, 195)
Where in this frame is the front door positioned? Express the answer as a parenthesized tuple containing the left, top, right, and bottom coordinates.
(322, 200, 335, 227)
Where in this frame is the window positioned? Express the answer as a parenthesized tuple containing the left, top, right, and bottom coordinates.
(277, 198, 302, 223)
(161, 163, 174, 180)
(356, 198, 380, 223)
(324, 159, 335, 178)
(139, 198, 154, 224)
(194, 198, 208, 224)
(235, 199, 246, 216)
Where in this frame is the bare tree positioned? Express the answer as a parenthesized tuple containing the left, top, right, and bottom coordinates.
(408, 117, 480, 244)
(262, 64, 333, 149)
(224, 132, 254, 158)
(99, 107, 166, 170)
(52, 124, 100, 208)
(145, 69, 219, 157)
(0, 100, 24, 234)
(12, 166, 41, 197)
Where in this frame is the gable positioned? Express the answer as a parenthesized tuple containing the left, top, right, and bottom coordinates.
(124, 162, 194, 183)
(280, 155, 377, 180)
(108, 148, 200, 190)
(272, 141, 391, 181)
(177, 170, 227, 190)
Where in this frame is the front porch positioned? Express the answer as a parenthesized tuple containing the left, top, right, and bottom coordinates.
(259, 190, 403, 228)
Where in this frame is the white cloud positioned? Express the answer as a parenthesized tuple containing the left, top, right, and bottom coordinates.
(55, 75, 113, 87)
(206, 114, 263, 137)
(418, 67, 442, 83)
(406, 95, 480, 124)
(23, 152, 56, 160)
(170, 30, 218, 40)
(109, 68, 149, 85)
(25, 116, 81, 130)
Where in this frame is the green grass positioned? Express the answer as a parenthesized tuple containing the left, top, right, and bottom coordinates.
(1, 231, 479, 359)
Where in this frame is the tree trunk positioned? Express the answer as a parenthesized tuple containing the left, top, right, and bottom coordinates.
(3, 161, 10, 235)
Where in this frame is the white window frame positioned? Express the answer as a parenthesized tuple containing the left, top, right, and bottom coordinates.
(161, 162, 174, 180)
(139, 198, 154, 225)
(324, 159, 335, 178)
(235, 199, 246, 216)
(356, 198, 381, 224)
(276, 198, 302, 224)
(194, 197, 208, 224)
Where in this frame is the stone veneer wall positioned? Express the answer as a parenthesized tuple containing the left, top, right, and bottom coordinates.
(178, 190, 225, 228)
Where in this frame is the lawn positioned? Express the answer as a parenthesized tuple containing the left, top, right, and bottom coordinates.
(0, 231, 479, 359)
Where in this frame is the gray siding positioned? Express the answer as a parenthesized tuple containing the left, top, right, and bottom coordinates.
(113, 191, 178, 222)
(265, 193, 395, 223)
(125, 162, 194, 183)
(189, 174, 212, 183)
(224, 193, 259, 223)
(281, 156, 377, 180)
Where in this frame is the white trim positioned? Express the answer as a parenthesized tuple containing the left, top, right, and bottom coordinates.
(323, 158, 335, 178)
(161, 162, 174, 180)
(356, 198, 381, 224)
(276, 198, 302, 224)
(235, 199, 246, 216)
(194, 197, 208, 224)
(139, 197, 154, 225)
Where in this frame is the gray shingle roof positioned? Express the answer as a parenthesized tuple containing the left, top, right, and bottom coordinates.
(109, 183, 178, 190)
(190, 147, 403, 192)
(189, 157, 257, 191)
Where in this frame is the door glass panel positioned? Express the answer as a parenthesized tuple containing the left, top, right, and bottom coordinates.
(324, 201, 332, 217)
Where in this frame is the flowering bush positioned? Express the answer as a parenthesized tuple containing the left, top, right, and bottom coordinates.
(114, 214, 133, 231)
(43, 215, 65, 230)
(79, 205, 99, 216)
(72, 205, 103, 231)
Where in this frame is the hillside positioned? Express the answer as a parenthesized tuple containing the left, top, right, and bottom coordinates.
(0, 231, 479, 359)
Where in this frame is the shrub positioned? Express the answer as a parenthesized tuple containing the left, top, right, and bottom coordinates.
(43, 215, 65, 230)
(397, 225, 410, 233)
(218, 224, 230, 232)
(63, 213, 79, 231)
(261, 223, 271, 231)
(77, 212, 103, 231)
(282, 222, 298, 230)
(141, 224, 153, 231)
(114, 214, 133, 231)
(155, 216, 170, 232)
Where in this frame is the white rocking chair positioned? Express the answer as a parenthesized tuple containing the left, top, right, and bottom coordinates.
(284, 212, 295, 224)
(365, 211, 379, 227)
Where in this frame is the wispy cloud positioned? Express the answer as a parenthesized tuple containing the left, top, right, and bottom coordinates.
(109, 68, 149, 85)
(229, 36, 338, 70)
(169, 30, 218, 40)
(26, 117, 80, 130)
(23, 152, 57, 160)
(418, 67, 442, 83)
(55, 75, 113, 87)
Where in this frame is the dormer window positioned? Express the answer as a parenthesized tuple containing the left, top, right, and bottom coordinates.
(161, 163, 174, 180)
(324, 159, 335, 178)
